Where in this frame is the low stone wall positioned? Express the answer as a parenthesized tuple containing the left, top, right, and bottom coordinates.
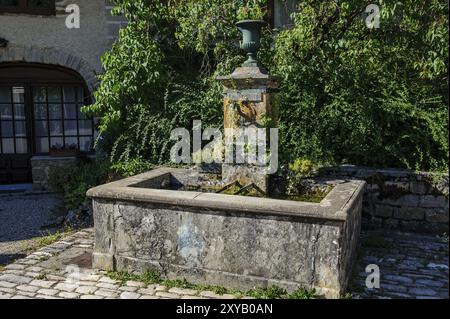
(322, 166, 449, 234)
(87, 168, 366, 298)
(31, 156, 78, 189)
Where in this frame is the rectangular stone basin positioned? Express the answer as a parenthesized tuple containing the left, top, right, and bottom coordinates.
(87, 167, 365, 298)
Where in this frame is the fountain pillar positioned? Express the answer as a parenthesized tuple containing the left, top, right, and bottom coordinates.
(217, 66, 279, 194)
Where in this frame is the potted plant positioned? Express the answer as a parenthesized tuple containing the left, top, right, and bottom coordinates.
(236, 1, 267, 67)
(49, 143, 80, 157)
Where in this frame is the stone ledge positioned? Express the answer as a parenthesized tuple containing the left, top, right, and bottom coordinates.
(87, 168, 366, 222)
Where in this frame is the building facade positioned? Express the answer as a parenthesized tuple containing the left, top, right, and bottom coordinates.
(0, 0, 126, 185)
(0, 0, 296, 186)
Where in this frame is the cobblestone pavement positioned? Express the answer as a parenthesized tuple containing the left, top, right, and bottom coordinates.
(0, 228, 448, 299)
(350, 230, 449, 299)
(0, 192, 61, 265)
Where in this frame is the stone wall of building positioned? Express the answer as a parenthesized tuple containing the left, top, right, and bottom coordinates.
(323, 166, 449, 234)
(0, 0, 120, 91)
(30, 156, 78, 189)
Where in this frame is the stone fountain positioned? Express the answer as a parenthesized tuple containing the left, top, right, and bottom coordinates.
(87, 21, 365, 298)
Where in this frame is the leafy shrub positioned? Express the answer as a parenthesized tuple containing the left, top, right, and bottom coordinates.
(286, 158, 317, 195)
(86, 0, 448, 172)
(48, 159, 110, 211)
(110, 158, 155, 177)
(237, 0, 266, 20)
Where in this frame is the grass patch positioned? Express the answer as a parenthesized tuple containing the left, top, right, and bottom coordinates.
(0, 265, 5, 272)
(36, 273, 47, 280)
(107, 270, 316, 299)
(23, 227, 74, 254)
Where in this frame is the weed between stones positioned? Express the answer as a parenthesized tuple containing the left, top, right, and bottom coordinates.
(106, 271, 316, 299)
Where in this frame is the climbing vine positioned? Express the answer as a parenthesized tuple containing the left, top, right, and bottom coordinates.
(85, 0, 448, 172)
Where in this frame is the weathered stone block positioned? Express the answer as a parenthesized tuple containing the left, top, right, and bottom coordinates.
(425, 209, 449, 223)
(373, 205, 394, 218)
(394, 207, 426, 221)
(420, 195, 448, 208)
(410, 181, 428, 195)
(384, 218, 399, 229)
(88, 168, 365, 299)
(381, 195, 419, 207)
(30, 156, 78, 189)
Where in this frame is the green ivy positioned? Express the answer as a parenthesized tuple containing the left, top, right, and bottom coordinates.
(85, 0, 448, 172)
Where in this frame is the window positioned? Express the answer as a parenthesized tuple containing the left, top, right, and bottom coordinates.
(0, 0, 55, 16)
(32, 86, 94, 153)
(0, 86, 27, 154)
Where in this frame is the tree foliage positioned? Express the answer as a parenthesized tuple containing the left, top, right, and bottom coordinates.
(86, 0, 449, 171)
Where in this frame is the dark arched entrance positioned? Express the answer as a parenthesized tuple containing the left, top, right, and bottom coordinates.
(0, 63, 93, 184)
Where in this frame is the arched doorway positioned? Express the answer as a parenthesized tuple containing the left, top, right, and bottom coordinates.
(0, 63, 94, 184)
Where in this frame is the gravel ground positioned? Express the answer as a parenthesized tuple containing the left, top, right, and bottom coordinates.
(0, 192, 61, 266)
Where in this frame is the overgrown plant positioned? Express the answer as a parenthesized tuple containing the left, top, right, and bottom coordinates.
(48, 159, 110, 211)
(237, 0, 266, 20)
(86, 0, 448, 172)
(107, 270, 316, 299)
(286, 158, 318, 195)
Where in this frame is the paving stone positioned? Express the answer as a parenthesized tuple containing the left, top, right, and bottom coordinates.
(96, 282, 119, 290)
(16, 285, 40, 293)
(5, 264, 26, 270)
(11, 295, 32, 299)
(3, 270, 25, 275)
(119, 286, 138, 292)
(0, 274, 33, 285)
(138, 287, 156, 295)
(0, 281, 17, 288)
(45, 275, 67, 281)
(415, 279, 446, 288)
(54, 282, 78, 292)
(199, 291, 223, 299)
(0, 287, 15, 294)
(168, 287, 199, 296)
(139, 295, 161, 299)
(154, 285, 168, 292)
(13, 291, 36, 297)
(78, 274, 101, 282)
(120, 291, 141, 299)
(80, 295, 104, 299)
(36, 295, 63, 299)
(29, 280, 57, 288)
(156, 291, 182, 299)
(16, 259, 39, 266)
(75, 286, 98, 294)
(1, 227, 447, 300)
(426, 263, 449, 270)
(408, 288, 438, 296)
(382, 275, 414, 285)
(78, 281, 99, 286)
(24, 272, 44, 278)
(58, 292, 80, 299)
(37, 288, 59, 296)
(94, 289, 119, 298)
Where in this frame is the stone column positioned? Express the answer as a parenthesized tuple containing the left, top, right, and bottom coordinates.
(217, 66, 279, 194)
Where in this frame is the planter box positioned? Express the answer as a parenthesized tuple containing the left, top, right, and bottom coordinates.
(87, 168, 365, 298)
(49, 149, 79, 157)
